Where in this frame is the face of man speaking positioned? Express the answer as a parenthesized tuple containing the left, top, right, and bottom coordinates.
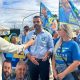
(33, 17, 42, 31)
(3, 62, 12, 78)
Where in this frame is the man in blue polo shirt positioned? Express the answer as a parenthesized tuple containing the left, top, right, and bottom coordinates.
(24, 16, 54, 80)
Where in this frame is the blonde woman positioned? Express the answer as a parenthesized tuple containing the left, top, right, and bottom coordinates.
(52, 24, 80, 80)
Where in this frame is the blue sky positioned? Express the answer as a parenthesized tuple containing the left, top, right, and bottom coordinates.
(0, 0, 59, 29)
(0, 0, 79, 29)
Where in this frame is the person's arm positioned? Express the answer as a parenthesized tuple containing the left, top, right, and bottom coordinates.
(52, 55, 58, 79)
(58, 41, 80, 80)
(23, 39, 35, 49)
(0, 37, 34, 53)
(26, 53, 39, 65)
(58, 61, 80, 80)
(23, 31, 39, 65)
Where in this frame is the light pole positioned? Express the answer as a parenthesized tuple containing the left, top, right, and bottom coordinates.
(22, 12, 40, 27)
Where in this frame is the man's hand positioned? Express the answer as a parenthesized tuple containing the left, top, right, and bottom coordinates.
(30, 56, 39, 65)
(53, 70, 58, 79)
(57, 72, 65, 80)
(42, 52, 50, 61)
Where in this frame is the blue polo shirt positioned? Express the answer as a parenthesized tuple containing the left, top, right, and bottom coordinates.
(24, 29, 54, 59)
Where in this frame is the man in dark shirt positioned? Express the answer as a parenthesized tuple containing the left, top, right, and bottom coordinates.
(2, 60, 12, 80)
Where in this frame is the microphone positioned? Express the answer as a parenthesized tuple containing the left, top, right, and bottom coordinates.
(31, 32, 37, 40)
(31, 35, 36, 40)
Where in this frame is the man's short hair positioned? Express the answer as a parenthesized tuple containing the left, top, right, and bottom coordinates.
(24, 25, 29, 31)
(33, 16, 41, 19)
(2, 60, 12, 68)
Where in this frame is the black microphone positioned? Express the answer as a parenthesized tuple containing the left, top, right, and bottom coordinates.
(31, 32, 37, 40)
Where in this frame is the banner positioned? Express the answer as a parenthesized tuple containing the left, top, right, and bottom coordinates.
(40, 2, 57, 34)
(59, 0, 80, 26)
(69, 0, 80, 20)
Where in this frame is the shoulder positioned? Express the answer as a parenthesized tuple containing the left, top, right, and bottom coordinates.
(43, 30, 53, 40)
(43, 30, 52, 36)
(28, 30, 34, 34)
(0, 37, 9, 45)
(27, 30, 35, 37)
(69, 40, 79, 48)
(70, 40, 78, 45)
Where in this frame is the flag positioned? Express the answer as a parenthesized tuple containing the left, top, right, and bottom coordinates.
(59, 0, 80, 26)
(40, 2, 57, 34)
(68, 0, 80, 20)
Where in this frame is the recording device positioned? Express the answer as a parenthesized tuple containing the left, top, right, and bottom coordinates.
(31, 32, 37, 40)
(18, 32, 37, 55)
(31, 35, 36, 40)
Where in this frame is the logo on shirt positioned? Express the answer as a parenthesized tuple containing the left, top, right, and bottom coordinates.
(41, 37, 46, 41)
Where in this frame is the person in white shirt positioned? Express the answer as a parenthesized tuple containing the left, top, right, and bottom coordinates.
(0, 37, 34, 53)
(0, 36, 34, 80)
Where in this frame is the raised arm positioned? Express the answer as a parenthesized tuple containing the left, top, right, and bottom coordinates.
(0, 37, 34, 53)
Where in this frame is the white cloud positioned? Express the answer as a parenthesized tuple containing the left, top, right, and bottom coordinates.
(0, 0, 59, 29)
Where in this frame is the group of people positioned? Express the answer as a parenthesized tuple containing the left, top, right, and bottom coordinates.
(1, 15, 80, 80)
(2, 59, 30, 80)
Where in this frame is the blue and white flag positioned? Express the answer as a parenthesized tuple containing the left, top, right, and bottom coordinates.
(69, 0, 80, 20)
(40, 2, 57, 34)
(59, 0, 80, 26)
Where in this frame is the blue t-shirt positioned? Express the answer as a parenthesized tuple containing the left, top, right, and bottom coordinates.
(55, 40, 80, 65)
(76, 34, 80, 47)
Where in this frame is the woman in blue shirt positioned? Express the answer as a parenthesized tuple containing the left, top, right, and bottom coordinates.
(52, 24, 80, 80)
